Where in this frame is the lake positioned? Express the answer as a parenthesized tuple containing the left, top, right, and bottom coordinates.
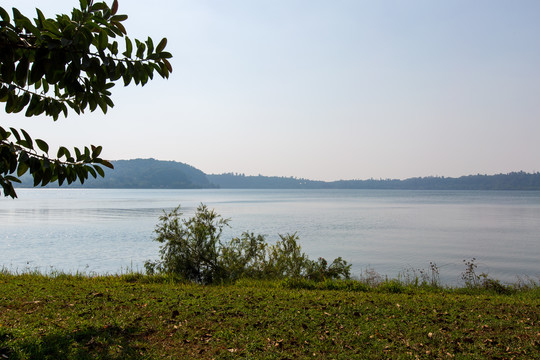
(1, 188, 539, 285)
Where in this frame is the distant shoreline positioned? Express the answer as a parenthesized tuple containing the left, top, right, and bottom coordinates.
(13, 158, 540, 191)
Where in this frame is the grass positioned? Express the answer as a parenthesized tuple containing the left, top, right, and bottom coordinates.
(0, 272, 539, 359)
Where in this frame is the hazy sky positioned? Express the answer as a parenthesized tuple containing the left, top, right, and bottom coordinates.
(5, 1, 540, 181)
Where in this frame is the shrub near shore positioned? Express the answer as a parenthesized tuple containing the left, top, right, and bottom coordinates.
(0, 272, 539, 359)
(144, 204, 351, 284)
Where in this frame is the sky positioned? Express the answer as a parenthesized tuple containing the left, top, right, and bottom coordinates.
(5, 0, 540, 181)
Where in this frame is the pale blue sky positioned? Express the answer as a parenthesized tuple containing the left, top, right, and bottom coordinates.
(5, 1, 540, 180)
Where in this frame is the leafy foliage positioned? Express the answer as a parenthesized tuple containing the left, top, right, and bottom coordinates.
(145, 205, 230, 284)
(220, 232, 269, 280)
(145, 205, 351, 284)
(0, 1, 172, 197)
(303, 256, 352, 282)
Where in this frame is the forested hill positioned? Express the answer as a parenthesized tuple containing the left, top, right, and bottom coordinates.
(17, 158, 216, 189)
(82, 159, 217, 189)
(14, 159, 540, 190)
(90, 159, 216, 189)
(208, 172, 540, 190)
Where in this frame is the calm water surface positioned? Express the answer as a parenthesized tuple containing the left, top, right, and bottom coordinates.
(1, 189, 539, 285)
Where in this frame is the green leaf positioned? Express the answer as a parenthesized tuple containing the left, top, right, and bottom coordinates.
(0, 126, 10, 141)
(42, 19, 62, 37)
(61, 103, 68, 118)
(0, 7, 10, 22)
(41, 167, 52, 186)
(87, 166, 97, 178)
(17, 162, 29, 177)
(42, 80, 50, 94)
(123, 71, 132, 86)
(4, 175, 22, 184)
(6, 93, 15, 113)
(29, 61, 45, 85)
(136, 42, 146, 59)
(113, 20, 126, 35)
(99, 29, 108, 50)
(9, 128, 21, 142)
(35, 8, 45, 26)
(76, 166, 87, 183)
(18, 150, 29, 164)
(110, 40, 118, 55)
(100, 160, 114, 169)
(74, 147, 82, 161)
(11, 8, 26, 22)
(124, 37, 132, 57)
(94, 165, 105, 177)
(15, 58, 29, 87)
(159, 51, 173, 59)
(57, 170, 65, 186)
(16, 15, 40, 37)
(110, 14, 127, 22)
(91, 145, 103, 158)
(91, 2, 108, 12)
(97, 96, 107, 113)
(20, 129, 33, 150)
(57, 146, 71, 159)
(16, 93, 31, 112)
(146, 36, 154, 55)
(89, 95, 97, 112)
(35, 139, 49, 153)
(156, 37, 167, 53)
(103, 95, 114, 108)
(163, 59, 173, 73)
(25, 95, 39, 117)
(33, 171, 43, 187)
(0, 86, 8, 101)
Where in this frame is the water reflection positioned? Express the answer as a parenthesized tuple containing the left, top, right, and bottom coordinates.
(1, 188, 539, 285)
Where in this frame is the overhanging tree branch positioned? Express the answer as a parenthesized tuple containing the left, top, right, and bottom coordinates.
(0, 0, 172, 198)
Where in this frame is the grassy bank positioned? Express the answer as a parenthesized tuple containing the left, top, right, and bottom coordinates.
(1, 273, 539, 359)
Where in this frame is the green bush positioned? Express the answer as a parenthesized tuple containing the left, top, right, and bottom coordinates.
(304, 256, 352, 282)
(145, 204, 351, 284)
(144, 204, 230, 284)
(220, 232, 268, 280)
(265, 233, 310, 279)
